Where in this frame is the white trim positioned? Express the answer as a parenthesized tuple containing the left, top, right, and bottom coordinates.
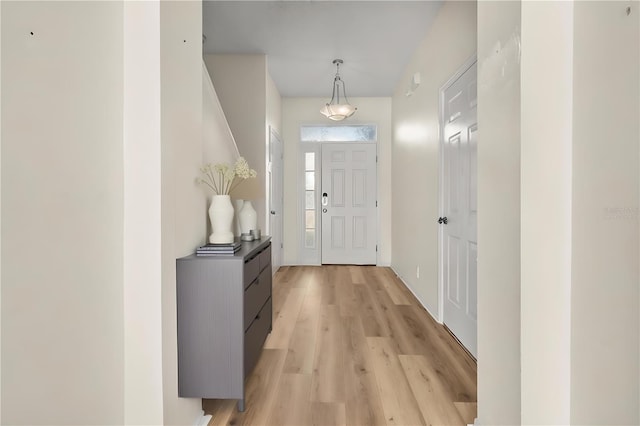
(268, 126, 284, 270)
(201, 60, 240, 158)
(298, 143, 321, 265)
(298, 135, 379, 266)
(438, 54, 477, 324)
(193, 410, 212, 426)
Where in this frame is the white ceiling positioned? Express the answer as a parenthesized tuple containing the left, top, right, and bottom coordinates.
(202, 1, 443, 98)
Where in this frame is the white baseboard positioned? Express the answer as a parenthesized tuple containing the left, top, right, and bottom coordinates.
(193, 410, 212, 426)
(389, 266, 442, 324)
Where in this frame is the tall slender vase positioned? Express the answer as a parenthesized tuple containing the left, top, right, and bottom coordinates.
(239, 200, 257, 234)
(209, 195, 234, 244)
(234, 199, 245, 236)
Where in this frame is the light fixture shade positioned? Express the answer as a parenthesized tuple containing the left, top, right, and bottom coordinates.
(320, 103, 357, 121)
(321, 59, 357, 121)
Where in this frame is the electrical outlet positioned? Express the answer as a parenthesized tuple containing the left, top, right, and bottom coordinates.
(416, 266, 420, 279)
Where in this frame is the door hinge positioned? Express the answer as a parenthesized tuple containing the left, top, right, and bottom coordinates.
(281, 243, 283, 248)
(376, 245, 378, 252)
(376, 200, 378, 207)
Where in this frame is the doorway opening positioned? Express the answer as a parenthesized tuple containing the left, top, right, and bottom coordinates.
(439, 58, 478, 358)
(298, 125, 378, 265)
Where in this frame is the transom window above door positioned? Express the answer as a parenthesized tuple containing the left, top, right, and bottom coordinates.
(300, 125, 377, 142)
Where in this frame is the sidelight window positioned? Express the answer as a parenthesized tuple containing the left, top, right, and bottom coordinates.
(304, 152, 316, 248)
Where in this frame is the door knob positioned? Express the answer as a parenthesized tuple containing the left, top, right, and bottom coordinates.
(438, 217, 448, 225)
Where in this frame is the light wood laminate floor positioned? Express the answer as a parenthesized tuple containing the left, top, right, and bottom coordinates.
(203, 265, 477, 426)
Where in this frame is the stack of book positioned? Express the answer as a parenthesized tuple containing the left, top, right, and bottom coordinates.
(196, 241, 242, 256)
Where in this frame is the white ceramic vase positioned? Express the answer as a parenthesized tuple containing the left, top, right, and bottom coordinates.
(234, 199, 245, 236)
(208, 195, 234, 244)
(238, 200, 257, 235)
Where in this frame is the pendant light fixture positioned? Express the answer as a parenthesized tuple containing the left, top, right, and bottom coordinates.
(320, 59, 357, 121)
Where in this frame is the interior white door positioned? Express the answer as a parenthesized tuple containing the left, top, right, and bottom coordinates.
(321, 143, 377, 265)
(441, 61, 478, 357)
(269, 128, 283, 273)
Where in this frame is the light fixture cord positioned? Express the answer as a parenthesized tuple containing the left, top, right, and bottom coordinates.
(335, 62, 341, 104)
(327, 60, 352, 107)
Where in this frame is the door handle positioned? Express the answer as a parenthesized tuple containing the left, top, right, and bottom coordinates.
(270, 210, 276, 215)
(438, 217, 448, 225)
(322, 192, 328, 206)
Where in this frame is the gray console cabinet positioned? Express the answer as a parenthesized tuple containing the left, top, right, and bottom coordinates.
(176, 238, 272, 411)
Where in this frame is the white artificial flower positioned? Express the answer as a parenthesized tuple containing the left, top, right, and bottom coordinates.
(198, 157, 257, 195)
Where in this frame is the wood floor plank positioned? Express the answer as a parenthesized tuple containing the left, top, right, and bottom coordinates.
(341, 316, 387, 426)
(399, 354, 467, 426)
(264, 287, 306, 349)
(353, 283, 391, 337)
(378, 268, 413, 305)
(283, 293, 321, 374)
(267, 373, 312, 426)
(305, 266, 324, 297)
(203, 399, 235, 426)
(271, 269, 293, 320)
(348, 265, 366, 284)
(276, 266, 297, 283)
(454, 402, 478, 425)
(311, 304, 345, 402)
(408, 306, 477, 401)
(203, 266, 477, 425)
(310, 402, 346, 426)
(375, 288, 426, 355)
(227, 348, 287, 425)
(367, 337, 426, 426)
(320, 266, 337, 305)
(334, 270, 359, 317)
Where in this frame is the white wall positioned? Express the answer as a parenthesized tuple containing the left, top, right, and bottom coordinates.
(570, 1, 639, 423)
(479, 1, 640, 424)
(476, 1, 521, 424)
(203, 54, 268, 232)
(160, 1, 206, 424)
(391, 1, 476, 316)
(2, 1, 219, 424)
(1, 2, 125, 423)
(520, 2, 572, 423)
(123, 2, 163, 423)
(281, 97, 392, 266)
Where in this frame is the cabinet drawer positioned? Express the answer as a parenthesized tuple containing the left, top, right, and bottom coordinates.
(243, 254, 259, 289)
(258, 244, 271, 272)
(244, 298, 272, 376)
(243, 266, 271, 331)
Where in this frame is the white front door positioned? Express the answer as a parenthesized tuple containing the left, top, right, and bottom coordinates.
(321, 143, 377, 265)
(441, 61, 478, 357)
(269, 128, 283, 273)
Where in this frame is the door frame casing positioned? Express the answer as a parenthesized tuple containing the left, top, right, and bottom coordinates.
(297, 132, 379, 266)
(297, 141, 321, 265)
(268, 126, 284, 273)
(438, 55, 477, 324)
